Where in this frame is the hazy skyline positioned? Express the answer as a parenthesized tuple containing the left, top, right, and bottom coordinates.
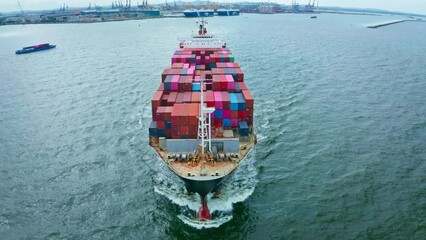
(1, 0, 426, 15)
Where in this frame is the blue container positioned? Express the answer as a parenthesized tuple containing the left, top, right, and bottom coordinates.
(165, 121, 172, 129)
(149, 121, 157, 136)
(236, 93, 246, 110)
(164, 75, 172, 91)
(234, 83, 241, 93)
(229, 93, 239, 111)
(232, 73, 238, 81)
(223, 118, 231, 127)
(224, 68, 235, 74)
(157, 129, 165, 137)
(164, 83, 171, 91)
(192, 83, 200, 92)
(165, 75, 173, 82)
(239, 121, 249, 136)
(214, 110, 223, 118)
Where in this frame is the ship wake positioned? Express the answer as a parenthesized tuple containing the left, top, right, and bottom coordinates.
(153, 152, 257, 229)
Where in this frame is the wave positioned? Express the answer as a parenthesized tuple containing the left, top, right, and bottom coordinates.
(153, 153, 258, 228)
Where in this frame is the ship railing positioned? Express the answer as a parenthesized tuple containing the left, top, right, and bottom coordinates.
(178, 35, 227, 42)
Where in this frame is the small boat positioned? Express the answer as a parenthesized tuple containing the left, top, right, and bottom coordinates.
(15, 43, 56, 55)
(310, 16, 317, 19)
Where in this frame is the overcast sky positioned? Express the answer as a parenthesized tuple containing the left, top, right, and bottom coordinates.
(1, 0, 426, 15)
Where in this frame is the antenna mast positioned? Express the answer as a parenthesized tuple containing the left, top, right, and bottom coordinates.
(198, 79, 215, 154)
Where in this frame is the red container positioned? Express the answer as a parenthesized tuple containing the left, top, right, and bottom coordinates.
(151, 90, 163, 106)
(161, 94, 169, 106)
(179, 125, 189, 135)
(238, 82, 248, 90)
(246, 117, 253, 125)
(220, 80, 227, 90)
(191, 92, 201, 103)
(230, 111, 238, 119)
(165, 106, 173, 120)
(184, 76, 192, 91)
(156, 106, 170, 121)
(167, 92, 177, 106)
(179, 104, 189, 125)
(157, 121, 166, 129)
(172, 63, 184, 69)
(188, 103, 199, 126)
(165, 129, 172, 138)
(221, 92, 230, 109)
(204, 91, 215, 107)
(183, 92, 192, 103)
(246, 108, 254, 117)
(242, 90, 254, 108)
(176, 93, 184, 103)
(235, 68, 244, 82)
(157, 83, 165, 91)
(189, 125, 198, 135)
(171, 125, 179, 133)
(214, 118, 222, 127)
(171, 104, 181, 126)
(238, 110, 246, 119)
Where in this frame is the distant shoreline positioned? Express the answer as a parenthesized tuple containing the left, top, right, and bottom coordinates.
(1, 11, 425, 27)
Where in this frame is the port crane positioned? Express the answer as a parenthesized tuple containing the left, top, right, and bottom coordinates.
(17, 0, 24, 16)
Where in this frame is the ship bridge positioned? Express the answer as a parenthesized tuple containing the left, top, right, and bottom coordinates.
(179, 17, 226, 49)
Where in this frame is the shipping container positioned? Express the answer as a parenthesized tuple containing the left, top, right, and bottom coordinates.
(152, 47, 253, 140)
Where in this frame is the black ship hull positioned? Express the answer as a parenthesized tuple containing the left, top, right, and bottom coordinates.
(180, 175, 226, 198)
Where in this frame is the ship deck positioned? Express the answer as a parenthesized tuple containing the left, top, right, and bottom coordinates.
(151, 134, 256, 180)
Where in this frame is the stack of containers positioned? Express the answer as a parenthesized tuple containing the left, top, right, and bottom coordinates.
(149, 47, 254, 140)
(171, 103, 199, 139)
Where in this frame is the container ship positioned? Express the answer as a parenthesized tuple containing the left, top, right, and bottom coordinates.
(149, 19, 256, 221)
(183, 9, 214, 17)
(216, 9, 240, 16)
(15, 43, 56, 55)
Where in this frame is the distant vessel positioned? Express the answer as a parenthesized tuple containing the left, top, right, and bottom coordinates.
(310, 16, 317, 19)
(216, 9, 240, 16)
(183, 9, 214, 17)
(15, 43, 56, 54)
(149, 18, 256, 221)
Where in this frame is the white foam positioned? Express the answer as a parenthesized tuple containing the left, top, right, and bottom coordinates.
(178, 214, 233, 229)
(153, 151, 258, 228)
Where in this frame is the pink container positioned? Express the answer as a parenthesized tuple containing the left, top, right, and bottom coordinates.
(187, 68, 194, 76)
(214, 91, 223, 109)
(222, 110, 230, 118)
(226, 75, 235, 90)
(231, 119, 239, 127)
(171, 75, 179, 91)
